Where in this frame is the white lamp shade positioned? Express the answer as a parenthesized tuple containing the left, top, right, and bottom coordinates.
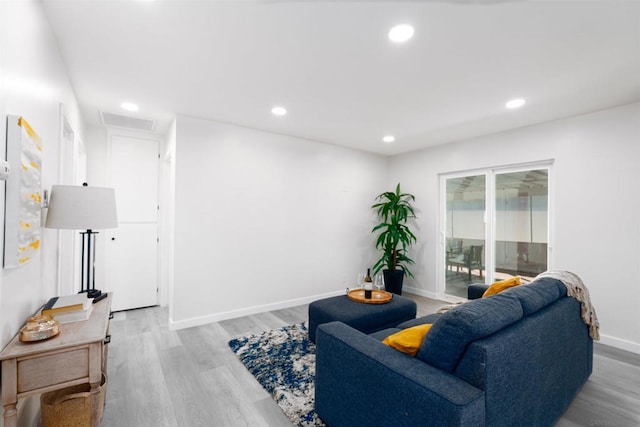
(45, 185, 118, 230)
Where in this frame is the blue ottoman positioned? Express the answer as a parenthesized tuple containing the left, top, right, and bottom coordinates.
(308, 294, 417, 342)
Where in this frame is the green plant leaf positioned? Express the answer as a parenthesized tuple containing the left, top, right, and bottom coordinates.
(371, 183, 417, 277)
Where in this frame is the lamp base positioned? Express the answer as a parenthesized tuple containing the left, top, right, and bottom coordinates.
(92, 293, 108, 303)
(87, 289, 108, 303)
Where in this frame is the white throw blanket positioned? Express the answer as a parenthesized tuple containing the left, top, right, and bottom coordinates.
(535, 270, 600, 340)
(436, 301, 464, 314)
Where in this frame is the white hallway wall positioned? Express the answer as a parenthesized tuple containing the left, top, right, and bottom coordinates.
(391, 102, 640, 353)
(0, 1, 85, 425)
(0, 0, 84, 356)
(171, 115, 388, 329)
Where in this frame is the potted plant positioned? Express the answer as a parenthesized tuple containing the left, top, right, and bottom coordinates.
(371, 183, 417, 295)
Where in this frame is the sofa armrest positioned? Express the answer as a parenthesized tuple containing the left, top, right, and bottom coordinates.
(467, 283, 490, 300)
(315, 322, 485, 427)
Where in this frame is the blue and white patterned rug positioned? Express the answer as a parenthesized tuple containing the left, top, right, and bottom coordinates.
(228, 322, 325, 427)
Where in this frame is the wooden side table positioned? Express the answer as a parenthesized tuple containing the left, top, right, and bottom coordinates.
(0, 293, 112, 427)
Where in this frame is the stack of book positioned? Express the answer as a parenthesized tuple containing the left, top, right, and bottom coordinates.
(41, 294, 94, 323)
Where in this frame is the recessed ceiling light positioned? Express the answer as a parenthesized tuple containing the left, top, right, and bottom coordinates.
(505, 98, 526, 109)
(121, 102, 139, 112)
(271, 106, 287, 116)
(388, 24, 414, 43)
(383, 135, 395, 143)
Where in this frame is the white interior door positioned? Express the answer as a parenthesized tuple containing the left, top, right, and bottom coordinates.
(107, 135, 159, 311)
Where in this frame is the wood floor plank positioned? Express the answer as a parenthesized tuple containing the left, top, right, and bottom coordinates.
(560, 381, 640, 426)
(253, 396, 295, 427)
(224, 355, 271, 403)
(248, 311, 291, 331)
(176, 323, 235, 371)
(554, 418, 581, 427)
(590, 354, 640, 400)
(157, 345, 219, 426)
(103, 331, 177, 426)
(270, 305, 307, 325)
(219, 315, 263, 338)
(199, 366, 269, 427)
(410, 294, 448, 316)
(594, 342, 640, 366)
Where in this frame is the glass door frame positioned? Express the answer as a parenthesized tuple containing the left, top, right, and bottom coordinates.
(437, 160, 554, 300)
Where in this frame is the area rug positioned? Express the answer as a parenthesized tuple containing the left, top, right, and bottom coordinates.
(228, 322, 325, 427)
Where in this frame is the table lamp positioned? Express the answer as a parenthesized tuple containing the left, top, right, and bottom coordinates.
(45, 183, 118, 301)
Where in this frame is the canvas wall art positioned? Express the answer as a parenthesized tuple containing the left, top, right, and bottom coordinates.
(4, 115, 43, 268)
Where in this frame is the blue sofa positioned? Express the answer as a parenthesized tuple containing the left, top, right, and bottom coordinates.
(315, 277, 593, 426)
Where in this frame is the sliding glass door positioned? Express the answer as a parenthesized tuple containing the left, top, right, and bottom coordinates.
(441, 164, 550, 299)
(494, 169, 549, 281)
(445, 175, 486, 298)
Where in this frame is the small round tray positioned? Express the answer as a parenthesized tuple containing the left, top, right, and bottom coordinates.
(347, 288, 393, 304)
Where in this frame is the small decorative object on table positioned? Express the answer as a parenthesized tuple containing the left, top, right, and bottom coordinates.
(347, 288, 393, 304)
(364, 268, 373, 299)
(374, 274, 384, 291)
(19, 314, 60, 342)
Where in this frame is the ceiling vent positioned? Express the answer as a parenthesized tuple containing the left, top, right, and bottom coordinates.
(100, 111, 156, 132)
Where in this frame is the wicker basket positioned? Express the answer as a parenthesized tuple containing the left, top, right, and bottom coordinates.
(41, 373, 107, 427)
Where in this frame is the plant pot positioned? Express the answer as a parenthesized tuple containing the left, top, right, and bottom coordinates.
(383, 269, 404, 295)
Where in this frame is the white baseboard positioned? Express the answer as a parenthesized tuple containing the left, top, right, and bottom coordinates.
(168, 289, 345, 331)
(402, 286, 440, 300)
(598, 334, 640, 355)
(403, 287, 466, 305)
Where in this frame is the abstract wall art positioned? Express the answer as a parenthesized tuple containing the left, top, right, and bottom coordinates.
(3, 115, 43, 268)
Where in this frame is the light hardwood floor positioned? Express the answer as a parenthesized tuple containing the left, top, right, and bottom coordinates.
(101, 295, 640, 426)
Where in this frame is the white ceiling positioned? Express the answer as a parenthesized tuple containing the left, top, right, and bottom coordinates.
(42, 0, 640, 155)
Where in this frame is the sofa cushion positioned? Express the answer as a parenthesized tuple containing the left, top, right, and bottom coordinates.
(416, 293, 523, 373)
(382, 324, 432, 356)
(397, 313, 441, 329)
(503, 277, 567, 316)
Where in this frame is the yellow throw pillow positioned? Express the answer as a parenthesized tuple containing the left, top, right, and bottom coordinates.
(482, 276, 522, 298)
(382, 324, 432, 356)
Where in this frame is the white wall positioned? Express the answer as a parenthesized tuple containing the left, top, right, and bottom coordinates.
(390, 102, 640, 353)
(0, 1, 85, 425)
(171, 116, 388, 329)
(160, 119, 176, 308)
(0, 0, 85, 348)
